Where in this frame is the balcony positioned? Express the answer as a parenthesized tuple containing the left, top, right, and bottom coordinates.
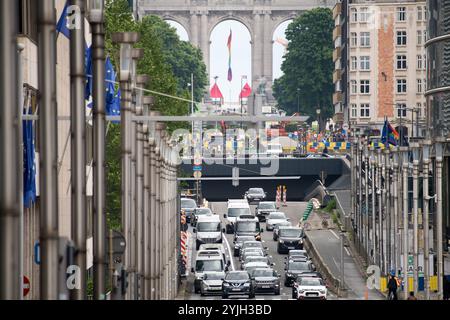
(333, 92, 343, 105)
(333, 3, 342, 20)
(333, 69, 342, 83)
(333, 26, 341, 41)
(332, 47, 341, 62)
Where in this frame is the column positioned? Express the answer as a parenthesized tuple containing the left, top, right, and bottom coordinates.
(263, 12, 273, 96)
(200, 13, 209, 77)
(252, 12, 263, 91)
(190, 13, 199, 47)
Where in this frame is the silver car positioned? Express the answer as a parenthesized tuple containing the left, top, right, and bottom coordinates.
(266, 212, 289, 231)
(200, 272, 226, 296)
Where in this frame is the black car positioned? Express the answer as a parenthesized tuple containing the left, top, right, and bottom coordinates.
(284, 259, 314, 287)
(250, 268, 281, 295)
(222, 271, 255, 299)
(255, 202, 277, 222)
(233, 236, 256, 257)
(277, 227, 305, 254)
(244, 188, 266, 204)
(181, 198, 197, 223)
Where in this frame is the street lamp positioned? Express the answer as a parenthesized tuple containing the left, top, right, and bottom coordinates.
(435, 138, 445, 299)
(87, 0, 104, 22)
(421, 139, 432, 299)
(400, 145, 410, 300)
(410, 142, 420, 296)
(316, 108, 321, 132)
(297, 88, 300, 115)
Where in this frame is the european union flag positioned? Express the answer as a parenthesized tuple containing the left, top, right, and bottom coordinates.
(23, 108, 36, 208)
(85, 45, 93, 100)
(56, 1, 71, 39)
(105, 57, 117, 115)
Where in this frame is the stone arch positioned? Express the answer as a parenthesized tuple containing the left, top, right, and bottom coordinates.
(164, 18, 190, 41)
(271, 14, 298, 38)
(208, 14, 254, 44)
(160, 15, 191, 41)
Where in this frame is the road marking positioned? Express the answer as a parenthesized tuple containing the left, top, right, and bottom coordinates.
(222, 232, 235, 271)
(329, 229, 340, 240)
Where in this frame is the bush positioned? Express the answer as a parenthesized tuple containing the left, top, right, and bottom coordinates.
(324, 198, 336, 213)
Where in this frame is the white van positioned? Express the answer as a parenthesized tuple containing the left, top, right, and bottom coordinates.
(192, 250, 229, 294)
(193, 215, 224, 250)
(224, 200, 251, 234)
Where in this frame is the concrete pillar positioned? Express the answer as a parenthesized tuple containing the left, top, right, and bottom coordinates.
(252, 12, 263, 91)
(263, 12, 273, 96)
(200, 13, 209, 77)
(143, 129, 150, 300)
(149, 135, 156, 299)
(154, 134, 161, 299)
(190, 13, 199, 47)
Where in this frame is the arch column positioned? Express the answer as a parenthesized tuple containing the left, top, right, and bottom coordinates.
(200, 12, 210, 77)
(263, 12, 274, 98)
(252, 12, 264, 92)
(189, 13, 199, 47)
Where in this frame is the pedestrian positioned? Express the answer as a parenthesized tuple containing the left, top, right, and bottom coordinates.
(407, 291, 417, 300)
(387, 271, 398, 300)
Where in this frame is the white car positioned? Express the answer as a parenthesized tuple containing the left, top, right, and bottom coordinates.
(266, 212, 289, 231)
(200, 271, 226, 296)
(294, 277, 327, 300)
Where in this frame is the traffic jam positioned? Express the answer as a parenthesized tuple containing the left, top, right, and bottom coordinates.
(180, 188, 328, 300)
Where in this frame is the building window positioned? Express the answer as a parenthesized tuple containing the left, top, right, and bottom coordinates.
(351, 80, 357, 94)
(351, 104, 358, 118)
(417, 6, 423, 21)
(360, 104, 370, 117)
(396, 103, 407, 117)
(397, 7, 406, 22)
(423, 54, 427, 69)
(351, 56, 357, 70)
(417, 55, 423, 69)
(397, 79, 407, 93)
(360, 80, 370, 94)
(396, 55, 407, 69)
(417, 103, 422, 118)
(360, 56, 370, 70)
(19, 0, 38, 43)
(351, 8, 358, 22)
(351, 32, 357, 47)
(417, 30, 422, 45)
(360, 7, 370, 23)
(424, 6, 427, 20)
(360, 32, 370, 47)
(396, 31, 407, 46)
(417, 79, 423, 93)
(424, 30, 427, 42)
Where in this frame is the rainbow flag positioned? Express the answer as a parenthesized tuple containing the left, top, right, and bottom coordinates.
(381, 119, 399, 146)
(227, 29, 232, 82)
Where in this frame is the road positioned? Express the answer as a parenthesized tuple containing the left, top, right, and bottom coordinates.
(181, 201, 338, 300)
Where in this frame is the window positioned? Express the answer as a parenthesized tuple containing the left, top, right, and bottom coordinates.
(351, 56, 357, 70)
(397, 31, 407, 46)
(397, 79, 407, 93)
(396, 103, 407, 117)
(360, 104, 370, 117)
(424, 6, 427, 20)
(351, 104, 358, 118)
(351, 8, 358, 22)
(417, 79, 423, 93)
(424, 30, 427, 42)
(360, 32, 370, 47)
(417, 6, 423, 21)
(360, 7, 370, 22)
(351, 80, 357, 94)
(397, 7, 406, 21)
(396, 55, 407, 69)
(417, 103, 422, 118)
(360, 56, 370, 70)
(351, 32, 357, 46)
(417, 55, 423, 69)
(360, 80, 370, 94)
(417, 30, 423, 45)
(19, 0, 38, 43)
(424, 54, 427, 69)
(424, 78, 427, 91)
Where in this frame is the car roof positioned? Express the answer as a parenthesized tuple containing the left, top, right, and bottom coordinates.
(245, 262, 269, 267)
(199, 244, 225, 252)
(228, 202, 250, 208)
(237, 215, 258, 221)
(298, 277, 322, 282)
(258, 201, 275, 205)
(269, 211, 286, 215)
(195, 207, 212, 211)
(196, 215, 220, 222)
(242, 241, 262, 245)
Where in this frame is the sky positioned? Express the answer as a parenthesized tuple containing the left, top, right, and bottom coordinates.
(166, 19, 292, 104)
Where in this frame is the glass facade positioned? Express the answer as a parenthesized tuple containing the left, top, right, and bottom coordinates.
(427, 0, 450, 137)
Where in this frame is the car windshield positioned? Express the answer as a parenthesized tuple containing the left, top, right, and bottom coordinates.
(228, 208, 250, 217)
(243, 242, 262, 249)
(249, 188, 264, 194)
(244, 251, 264, 258)
(195, 208, 212, 215)
(236, 236, 254, 243)
(279, 229, 303, 238)
(269, 212, 286, 220)
(300, 278, 323, 286)
(226, 272, 249, 281)
(236, 222, 259, 233)
(204, 273, 224, 280)
(197, 222, 221, 232)
(289, 261, 311, 271)
(276, 222, 292, 229)
(259, 203, 276, 209)
(246, 257, 268, 264)
(181, 199, 196, 208)
(195, 259, 224, 272)
(251, 269, 275, 277)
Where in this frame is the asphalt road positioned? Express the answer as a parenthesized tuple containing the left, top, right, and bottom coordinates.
(182, 201, 338, 300)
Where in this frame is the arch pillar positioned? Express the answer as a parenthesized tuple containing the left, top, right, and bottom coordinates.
(189, 13, 199, 47)
(263, 12, 274, 100)
(200, 12, 210, 77)
(252, 11, 264, 93)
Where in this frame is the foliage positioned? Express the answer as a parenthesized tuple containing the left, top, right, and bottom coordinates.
(105, 124, 122, 231)
(324, 198, 336, 213)
(273, 8, 334, 121)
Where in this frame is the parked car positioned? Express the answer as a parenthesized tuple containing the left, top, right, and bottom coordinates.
(273, 222, 293, 241)
(266, 212, 289, 231)
(255, 201, 278, 222)
(244, 188, 267, 204)
(284, 258, 315, 287)
(277, 227, 305, 253)
(249, 268, 281, 295)
(191, 207, 213, 226)
(233, 236, 255, 257)
(294, 277, 327, 300)
(200, 271, 225, 296)
(222, 271, 255, 299)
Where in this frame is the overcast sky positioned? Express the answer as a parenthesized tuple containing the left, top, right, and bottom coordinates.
(167, 19, 292, 104)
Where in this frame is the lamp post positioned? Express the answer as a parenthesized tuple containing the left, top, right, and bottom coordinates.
(240, 75, 247, 129)
(435, 137, 445, 300)
(421, 139, 431, 299)
(400, 145, 409, 299)
(410, 141, 420, 295)
(187, 73, 194, 134)
(370, 146, 376, 265)
(297, 88, 300, 115)
(364, 142, 370, 258)
(112, 31, 140, 300)
(316, 108, 321, 132)
(391, 147, 399, 275)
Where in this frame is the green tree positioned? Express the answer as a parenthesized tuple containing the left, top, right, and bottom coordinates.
(273, 8, 334, 124)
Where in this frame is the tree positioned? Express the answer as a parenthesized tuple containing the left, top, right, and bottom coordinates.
(273, 8, 334, 126)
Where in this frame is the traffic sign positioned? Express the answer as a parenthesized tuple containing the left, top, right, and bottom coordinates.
(193, 165, 202, 171)
(194, 171, 202, 179)
(23, 276, 30, 297)
(34, 241, 40, 265)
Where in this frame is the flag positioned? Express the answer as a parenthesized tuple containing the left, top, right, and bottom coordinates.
(239, 83, 252, 99)
(227, 30, 233, 82)
(23, 108, 36, 208)
(105, 57, 117, 115)
(56, 1, 71, 39)
(85, 46, 93, 100)
(381, 118, 399, 147)
(210, 83, 224, 100)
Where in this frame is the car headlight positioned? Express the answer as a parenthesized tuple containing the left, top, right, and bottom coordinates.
(286, 273, 293, 277)
(298, 290, 305, 293)
(279, 239, 284, 244)
(319, 289, 326, 294)
(223, 282, 230, 287)
(243, 283, 250, 287)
